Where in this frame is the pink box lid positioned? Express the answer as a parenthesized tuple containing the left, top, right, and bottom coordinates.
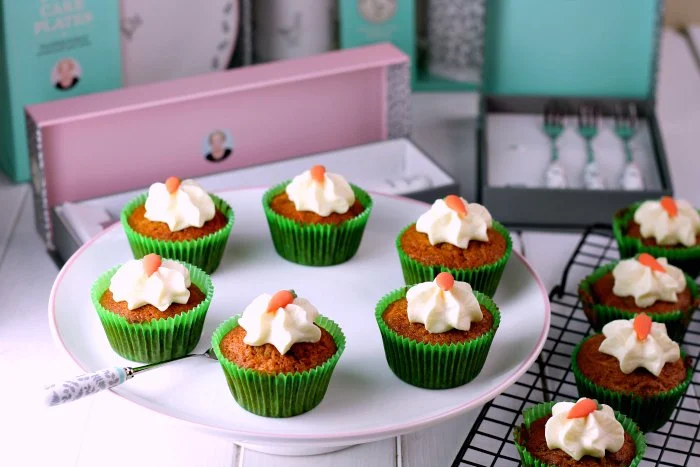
(25, 44, 410, 249)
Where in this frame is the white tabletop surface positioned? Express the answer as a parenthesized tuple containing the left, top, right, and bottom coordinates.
(2, 29, 699, 467)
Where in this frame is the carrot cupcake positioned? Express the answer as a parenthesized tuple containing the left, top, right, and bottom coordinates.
(121, 177, 234, 273)
(572, 314, 693, 432)
(613, 197, 700, 277)
(262, 165, 372, 266)
(578, 253, 698, 341)
(396, 195, 512, 296)
(212, 289, 345, 417)
(375, 272, 500, 389)
(514, 399, 646, 466)
(91, 254, 213, 363)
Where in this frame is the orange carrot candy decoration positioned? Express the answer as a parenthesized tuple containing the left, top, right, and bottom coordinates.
(660, 196, 678, 218)
(637, 253, 666, 273)
(444, 195, 468, 218)
(634, 313, 652, 341)
(165, 176, 181, 193)
(267, 290, 297, 313)
(435, 272, 455, 291)
(567, 398, 598, 419)
(310, 165, 326, 183)
(142, 253, 162, 276)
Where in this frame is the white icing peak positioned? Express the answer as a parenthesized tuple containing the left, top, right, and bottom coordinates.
(612, 256, 686, 308)
(144, 178, 215, 232)
(238, 292, 322, 355)
(545, 399, 625, 461)
(108, 258, 191, 311)
(406, 274, 483, 333)
(415, 196, 492, 248)
(598, 318, 680, 376)
(634, 198, 699, 246)
(285, 166, 355, 216)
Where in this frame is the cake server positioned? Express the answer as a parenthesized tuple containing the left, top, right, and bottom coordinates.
(43, 347, 217, 407)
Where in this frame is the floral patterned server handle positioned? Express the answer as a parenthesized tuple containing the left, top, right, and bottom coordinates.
(44, 348, 217, 406)
(44, 367, 129, 406)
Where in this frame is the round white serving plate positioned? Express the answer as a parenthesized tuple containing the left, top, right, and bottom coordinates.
(49, 188, 550, 454)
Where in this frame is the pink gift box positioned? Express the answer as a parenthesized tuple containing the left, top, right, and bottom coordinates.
(26, 44, 413, 250)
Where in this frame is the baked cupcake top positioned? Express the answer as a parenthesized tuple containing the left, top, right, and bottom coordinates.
(545, 398, 625, 461)
(285, 165, 355, 216)
(144, 177, 215, 231)
(612, 253, 686, 308)
(416, 195, 493, 248)
(109, 254, 191, 311)
(634, 196, 699, 247)
(598, 314, 681, 376)
(406, 272, 483, 333)
(238, 290, 322, 354)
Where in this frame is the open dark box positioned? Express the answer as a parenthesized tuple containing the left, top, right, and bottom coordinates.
(477, 0, 670, 229)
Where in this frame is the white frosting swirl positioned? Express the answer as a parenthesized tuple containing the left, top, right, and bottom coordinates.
(612, 257, 686, 308)
(415, 197, 492, 248)
(545, 400, 625, 461)
(109, 259, 191, 311)
(144, 179, 216, 231)
(634, 199, 700, 246)
(406, 278, 483, 333)
(238, 293, 322, 355)
(285, 170, 355, 216)
(598, 319, 681, 376)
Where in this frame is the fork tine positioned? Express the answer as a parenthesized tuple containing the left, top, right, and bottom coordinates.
(545, 101, 557, 125)
(628, 103, 638, 128)
(592, 105, 600, 127)
(614, 103, 623, 125)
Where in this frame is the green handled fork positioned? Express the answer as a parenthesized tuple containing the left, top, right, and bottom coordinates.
(578, 105, 604, 190)
(615, 103, 644, 190)
(543, 102, 567, 188)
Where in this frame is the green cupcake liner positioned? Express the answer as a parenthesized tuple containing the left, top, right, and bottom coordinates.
(513, 401, 646, 467)
(571, 335, 694, 432)
(613, 204, 700, 277)
(211, 315, 346, 418)
(395, 221, 512, 297)
(121, 193, 235, 274)
(261, 181, 373, 266)
(578, 261, 699, 342)
(374, 287, 500, 389)
(91, 262, 213, 363)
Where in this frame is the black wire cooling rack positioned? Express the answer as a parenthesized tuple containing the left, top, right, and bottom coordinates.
(452, 225, 700, 467)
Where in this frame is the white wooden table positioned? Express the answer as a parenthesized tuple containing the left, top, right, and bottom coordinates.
(2, 29, 699, 467)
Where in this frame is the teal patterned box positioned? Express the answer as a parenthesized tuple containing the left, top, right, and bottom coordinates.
(0, 0, 121, 182)
(339, 0, 482, 92)
(339, 1, 417, 82)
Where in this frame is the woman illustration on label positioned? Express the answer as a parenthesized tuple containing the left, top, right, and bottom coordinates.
(205, 130, 232, 162)
(54, 59, 80, 91)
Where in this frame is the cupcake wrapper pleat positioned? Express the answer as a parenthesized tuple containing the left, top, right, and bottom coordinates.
(91, 262, 213, 363)
(613, 205, 700, 277)
(211, 315, 346, 418)
(261, 182, 373, 266)
(571, 336, 694, 432)
(513, 402, 647, 467)
(375, 288, 500, 389)
(395, 222, 512, 297)
(578, 262, 698, 341)
(121, 193, 235, 274)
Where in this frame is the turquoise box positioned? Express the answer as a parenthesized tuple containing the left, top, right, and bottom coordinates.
(0, 0, 122, 182)
(478, 0, 670, 228)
